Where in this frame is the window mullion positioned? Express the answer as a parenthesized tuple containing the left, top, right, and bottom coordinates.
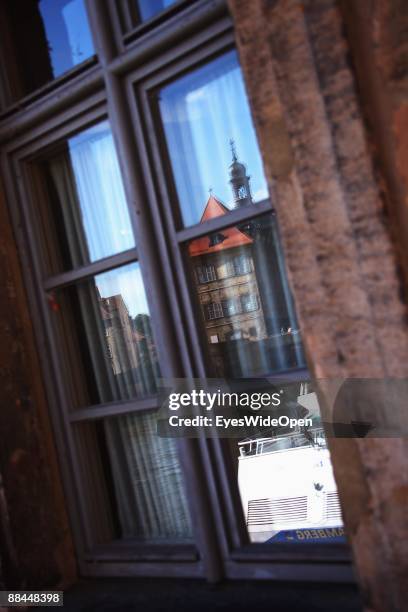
(176, 199, 273, 243)
(69, 396, 161, 424)
(43, 248, 139, 291)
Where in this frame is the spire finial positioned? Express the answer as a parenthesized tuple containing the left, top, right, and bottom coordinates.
(229, 138, 237, 162)
(209, 186, 213, 195)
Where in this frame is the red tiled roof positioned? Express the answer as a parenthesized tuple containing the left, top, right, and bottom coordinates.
(188, 195, 253, 256)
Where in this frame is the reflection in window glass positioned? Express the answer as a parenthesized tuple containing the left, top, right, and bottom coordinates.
(188, 210, 306, 377)
(76, 413, 192, 544)
(222, 298, 241, 317)
(241, 293, 258, 313)
(53, 263, 160, 408)
(39, 121, 135, 273)
(137, 0, 178, 22)
(39, 0, 94, 77)
(2, 0, 94, 99)
(188, 209, 344, 544)
(187, 208, 343, 543)
(167, 50, 344, 547)
(235, 382, 344, 544)
(196, 264, 216, 284)
(159, 51, 268, 227)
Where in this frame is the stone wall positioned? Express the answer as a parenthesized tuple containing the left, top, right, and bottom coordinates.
(227, 1, 408, 610)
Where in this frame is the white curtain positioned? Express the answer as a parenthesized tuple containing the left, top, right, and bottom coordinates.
(48, 137, 191, 542)
(69, 128, 134, 261)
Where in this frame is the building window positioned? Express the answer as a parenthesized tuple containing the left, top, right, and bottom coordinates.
(137, 0, 180, 22)
(37, 121, 135, 274)
(159, 50, 268, 227)
(222, 297, 242, 317)
(196, 264, 217, 283)
(117, 0, 182, 32)
(227, 329, 243, 341)
(206, 302, 223, 320)
(249, 326, 258, 338)
(54, 263, 161, 405)
(233, 255, 252, 275)
(188, 214, 305, 377)
(241, 293, 258, 313)
(0, 0, 95, 105)
(26, 120, 192, 546)
(1, 0, 347, 582)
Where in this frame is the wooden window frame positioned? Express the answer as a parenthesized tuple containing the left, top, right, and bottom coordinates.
(0, 0, 353, 583)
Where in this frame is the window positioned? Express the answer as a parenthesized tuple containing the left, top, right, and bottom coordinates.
(27, 120, 192, 547)
(0, 0, 94, 105)
(36, 121, 135, 274)
(196, 264, 217, 283)
(241, 293, 258, 313)
(1, 0, 349, 583)
(233, 255, 252, 275)
(54, 263, 161, 405)
(156, 44, 342, 556)
(228, 329, 243, 340)
(221, 297, 242, 317)
(188, 215, 305, 377)
(206, 302, 223, 320)
(76, 413, 192, 544)
(159, 50, 268, 227)
(217, 256, 235, 279)
(137, 0, 180, 22)
(249, 326, 258, 338)
(117, 0, 183, 32)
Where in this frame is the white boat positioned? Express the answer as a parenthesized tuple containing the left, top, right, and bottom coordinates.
(237, 390, 343, 543)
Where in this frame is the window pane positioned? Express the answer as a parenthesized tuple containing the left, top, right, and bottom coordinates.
(196, 264, 216, 284)
(159, 51, 269, 227)
(188, 212, 306, 377)
(1, 0, 94, 100)
(241, 293, 258, 313)
(187, 204, 344, 544)
(235, 381, 344, 544)
(76, 413, 192, 544)
(137, 0, 179, 22)
(52, 263, 160, 408)
(37, 121, 135, 274)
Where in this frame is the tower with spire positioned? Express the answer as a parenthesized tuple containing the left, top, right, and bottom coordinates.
(229, 139, 253, 208)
